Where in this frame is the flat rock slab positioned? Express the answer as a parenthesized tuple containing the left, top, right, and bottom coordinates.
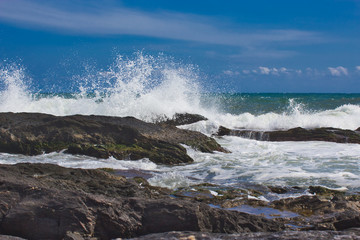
(0, 112, 225, 164)
(217, 126, 360, 144)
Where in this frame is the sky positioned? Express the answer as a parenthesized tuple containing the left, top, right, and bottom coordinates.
(0, 0, 359, 93)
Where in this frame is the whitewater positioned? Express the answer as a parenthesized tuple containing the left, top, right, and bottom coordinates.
(1, 53, 360, 194)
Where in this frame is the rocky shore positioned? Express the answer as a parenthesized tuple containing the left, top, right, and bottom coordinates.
(0, 163, 284, 239)
(0, 163, 358, 239)
(0, 112, 359, 239)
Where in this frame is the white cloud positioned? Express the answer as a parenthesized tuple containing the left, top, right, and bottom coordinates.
(258, 67, 287, 75)
(244, 66, 303, 76)
(223, 70, 239, 76)
(0, 0, 322, 47)
(279, 67, 288, 73)
(259, 67, 271, 75)
(328, 66, 348, 76)
(356, 66, 360, 71)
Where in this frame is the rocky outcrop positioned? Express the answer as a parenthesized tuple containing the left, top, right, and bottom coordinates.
(0, 163, 284, 240)
(0, 112, 225, 164)
(160, 113, 208, 126)
(216, 126, 360, 144)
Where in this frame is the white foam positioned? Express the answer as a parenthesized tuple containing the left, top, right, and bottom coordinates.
(0, 152, 157, 170)
(181, 103, 360, 136)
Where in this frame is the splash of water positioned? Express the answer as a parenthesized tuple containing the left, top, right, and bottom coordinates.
(0, 53, 204, 121)
(0, 63, 33, 113)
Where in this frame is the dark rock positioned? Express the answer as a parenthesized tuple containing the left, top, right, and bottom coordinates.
(0, 112, 226, 164)
(267, 186, 288, 194)
(332, 211, 360, 231)
(216, 126, 232, 136)
(309, 186, 345, 198)
(271, 195, 333, 216)
(216, 126, 360, 144)
(0, 163, 285, 239)
(161, 113, 208, 126)
(270, 194, 360, 231)
(127, 229, 360, 240)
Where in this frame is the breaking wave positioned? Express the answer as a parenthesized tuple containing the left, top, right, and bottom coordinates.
(1, 53, 360, 132)
(0, 53, 204, 122)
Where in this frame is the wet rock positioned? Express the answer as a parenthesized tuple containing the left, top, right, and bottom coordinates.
(216, 126, 360, 144)
(0, 163, 285, 239)
(127, 229, 360, 240)
(267, 186, 289, 194)
(271, 195, 333, 216)
(0, 112, 226, 165)
(270, 193, 360, 231)
(309, 185, 345, 198)
(161, 113, 208, 126)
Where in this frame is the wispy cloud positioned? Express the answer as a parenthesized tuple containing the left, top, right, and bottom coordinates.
(0, 0, 322, 47)
(328, 66, 348, 76)
(356, 66, 360, 71)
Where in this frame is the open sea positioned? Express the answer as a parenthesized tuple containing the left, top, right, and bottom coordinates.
(1, 54, 360, 197)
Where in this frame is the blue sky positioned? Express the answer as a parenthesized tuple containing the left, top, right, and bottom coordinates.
(0, 0, 359, 92)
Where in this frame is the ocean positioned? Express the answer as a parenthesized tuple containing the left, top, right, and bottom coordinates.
(1, 54, 360, 198)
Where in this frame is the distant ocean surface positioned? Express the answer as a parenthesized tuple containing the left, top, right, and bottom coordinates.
(1, 53, 360, 197)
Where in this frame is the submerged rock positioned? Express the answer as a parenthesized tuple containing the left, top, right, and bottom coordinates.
(216, 126, 360, 144)
(0, 163, 284, 239)
(0, 112, 225, 164)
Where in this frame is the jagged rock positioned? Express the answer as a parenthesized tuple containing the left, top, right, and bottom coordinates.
(0, 163, 285, 240)
(161, 113, 208, 126)
(216, 126, 360, 144)
(0, 112, 226, 165)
